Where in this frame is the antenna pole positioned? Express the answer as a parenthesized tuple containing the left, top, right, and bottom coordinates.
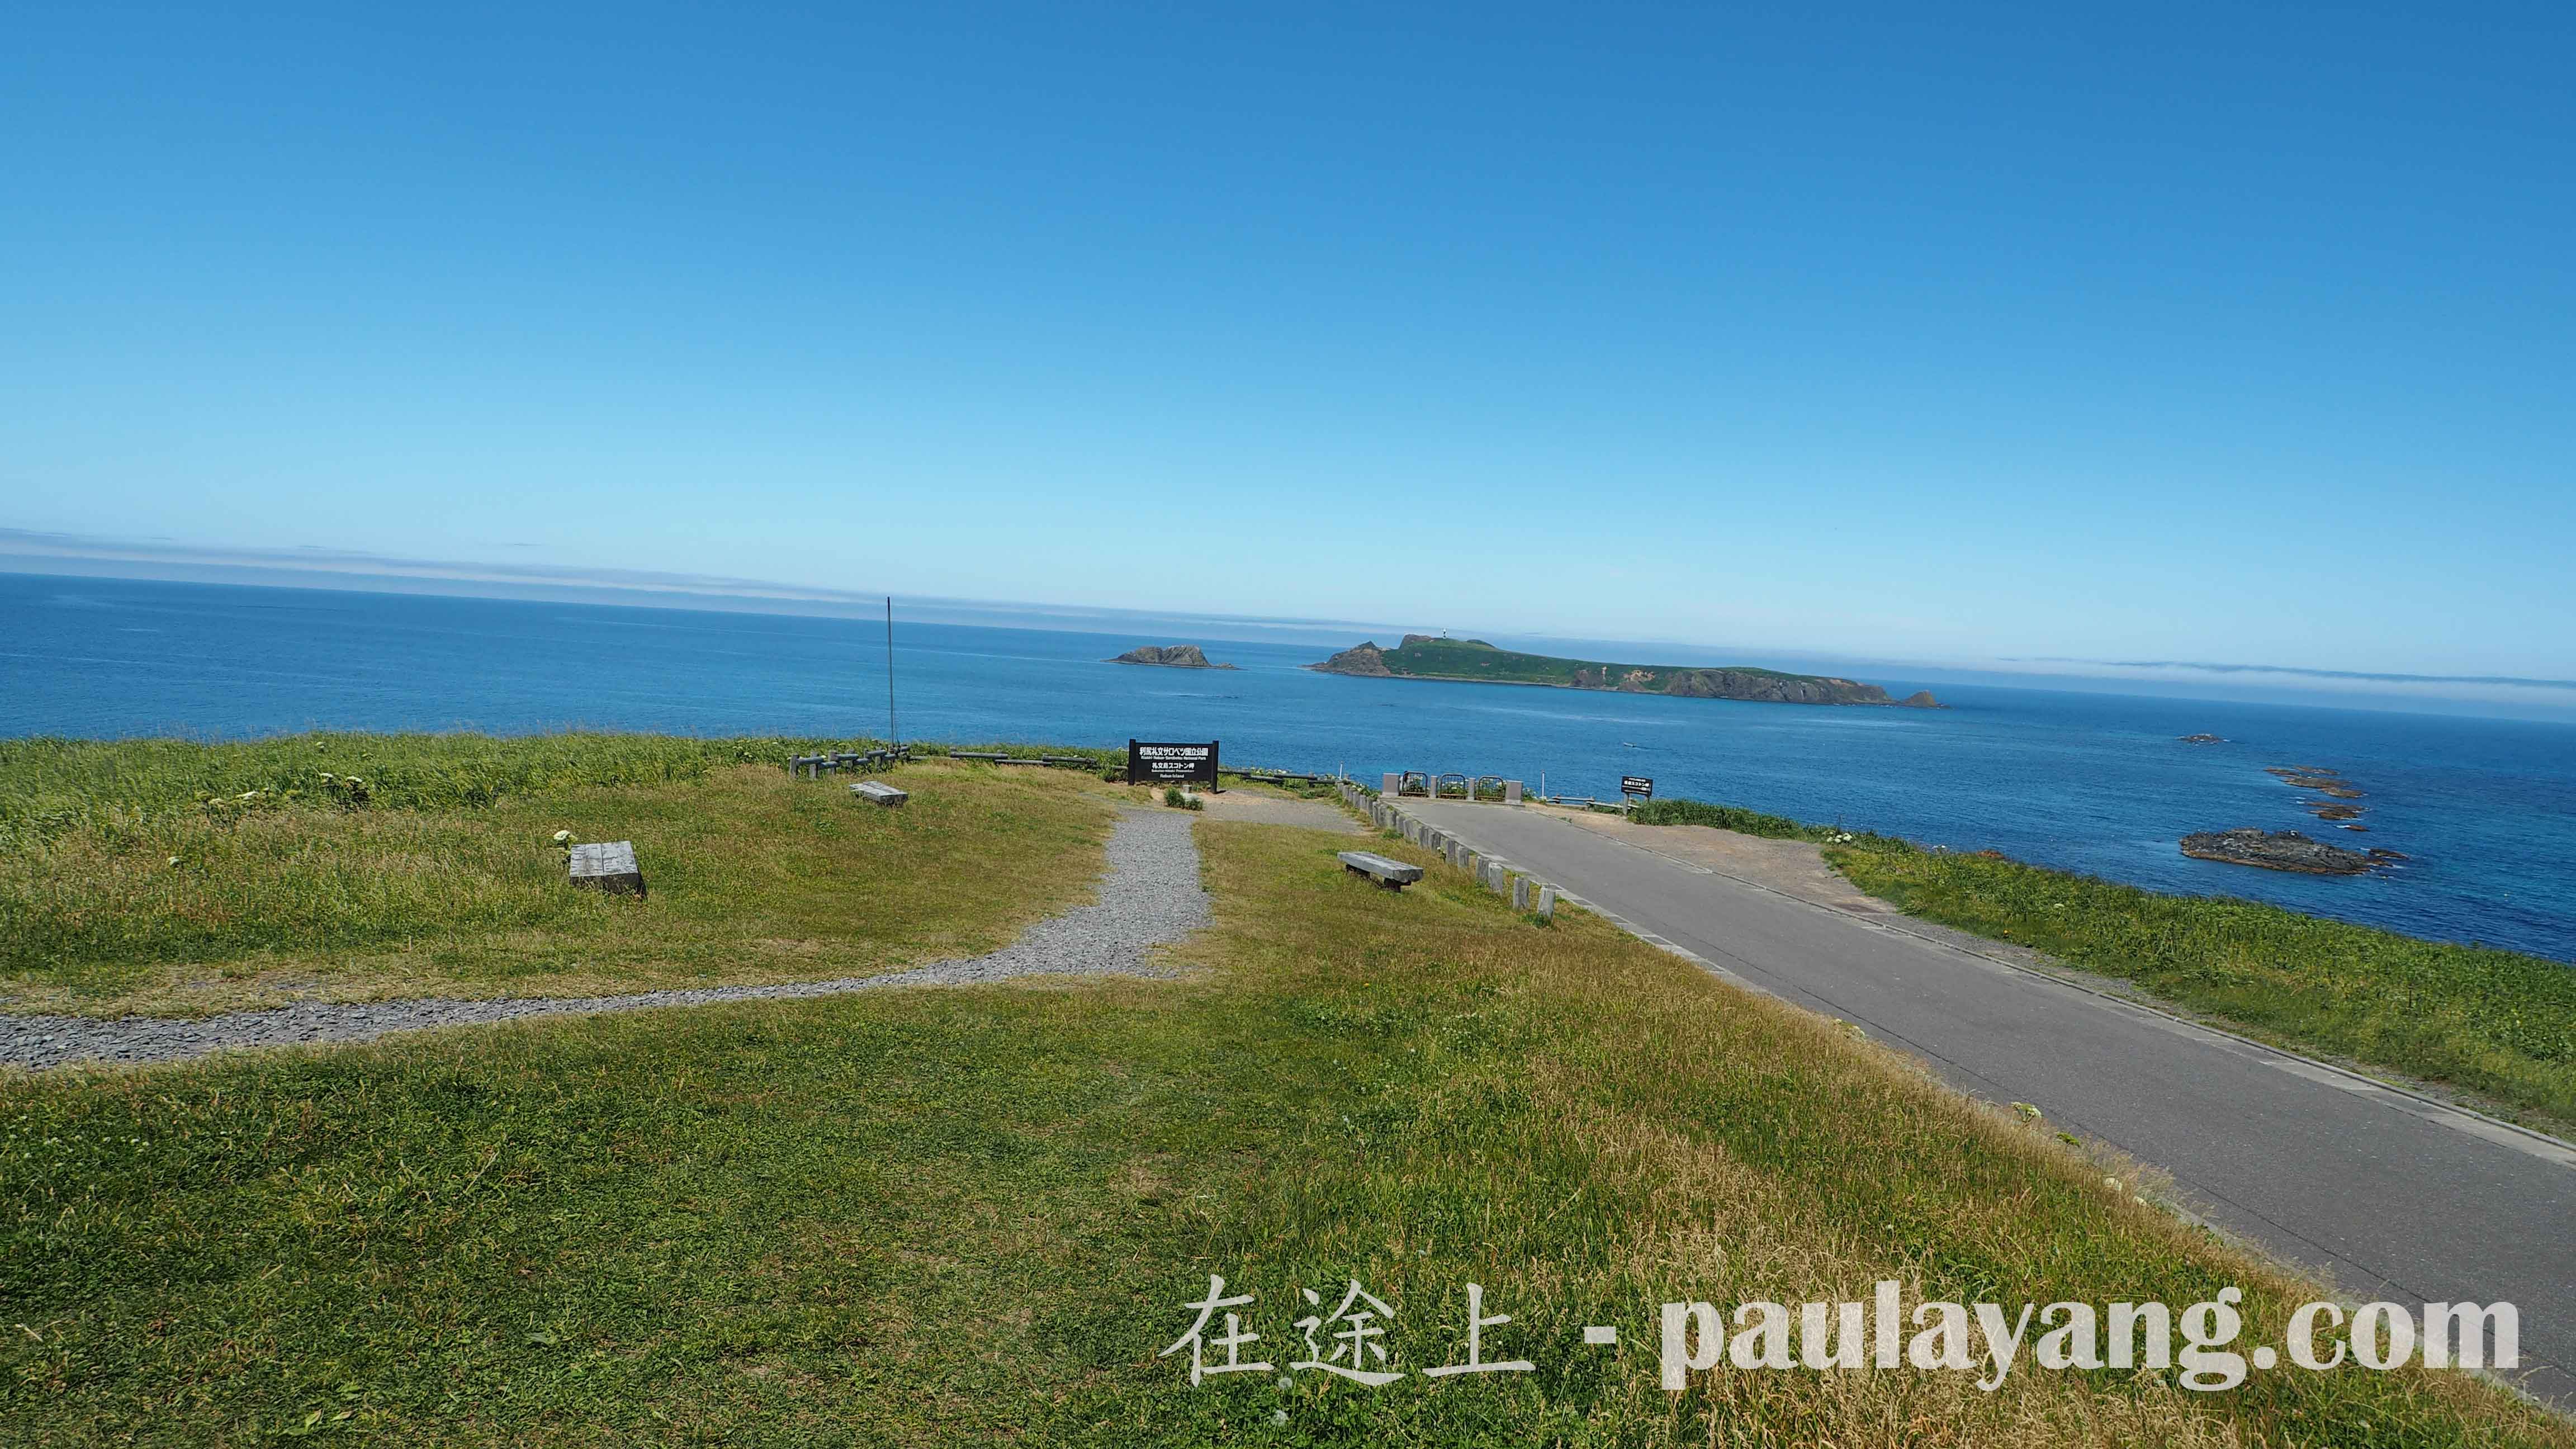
(885, 596, 899, 749)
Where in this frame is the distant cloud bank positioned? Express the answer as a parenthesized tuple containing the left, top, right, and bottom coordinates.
(2036, 658, 2576, 693)
(0, 527, 1400, 643)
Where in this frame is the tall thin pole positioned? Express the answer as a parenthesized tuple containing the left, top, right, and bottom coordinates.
(884, 596, 899, 748)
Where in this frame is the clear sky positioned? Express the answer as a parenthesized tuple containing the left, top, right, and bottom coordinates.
(5, 3, 2571, 682)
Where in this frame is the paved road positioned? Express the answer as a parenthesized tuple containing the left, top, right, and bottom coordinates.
(1406, 799, 2576, 1407)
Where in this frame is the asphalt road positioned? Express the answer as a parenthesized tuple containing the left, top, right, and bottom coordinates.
(1405, 799, 2576, 1407)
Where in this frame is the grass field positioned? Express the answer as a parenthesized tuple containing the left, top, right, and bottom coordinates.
(0, 736, 1117, 1016)
(1610, 792, 2576, 1133)
(1, 776, 2563, 1445)
(1817, 837, 2576, 1131)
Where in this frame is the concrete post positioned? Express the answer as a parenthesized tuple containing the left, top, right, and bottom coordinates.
(1512, 877, 1531, 911)
(1536, 886, 1556, 919)
(1504, 780, 1522, 806)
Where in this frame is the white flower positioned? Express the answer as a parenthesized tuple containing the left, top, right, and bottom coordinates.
(166, 856, 181, 866)
(552, 830, 574, 844)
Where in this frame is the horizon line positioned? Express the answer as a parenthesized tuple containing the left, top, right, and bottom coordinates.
(7, 527, 2574, 711)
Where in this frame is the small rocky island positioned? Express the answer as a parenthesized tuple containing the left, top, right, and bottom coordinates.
(1311, 635, 1937, 708)
(2182, 760, 2407, 870)
(2180, 828, 2389, 875)
(1107, 644, 1235, 670)
(2177, 733, 2227, 745)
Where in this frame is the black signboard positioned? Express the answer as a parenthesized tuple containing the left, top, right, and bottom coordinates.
(1129, 739, 1219, 785)
(1620, 775, 1655, 799)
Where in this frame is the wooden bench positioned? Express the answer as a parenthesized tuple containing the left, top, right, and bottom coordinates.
(1337, 850, 1424, 891)
(850, 780, 909, 807)
(568, 840, 646, 897)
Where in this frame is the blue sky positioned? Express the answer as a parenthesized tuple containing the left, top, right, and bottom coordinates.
(5, 2, 2572, 683)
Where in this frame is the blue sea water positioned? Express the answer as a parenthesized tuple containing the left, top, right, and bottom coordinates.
(6, 572, 2573, 964)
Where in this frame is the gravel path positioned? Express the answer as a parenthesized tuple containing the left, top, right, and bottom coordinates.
(1, 808, 1209, 1073)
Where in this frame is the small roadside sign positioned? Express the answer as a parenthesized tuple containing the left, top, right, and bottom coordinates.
(1620, 775, 1654, 799)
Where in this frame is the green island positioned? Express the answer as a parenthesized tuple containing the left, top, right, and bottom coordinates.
(2, 734, 2567, 1446)
(1311, 635, 1940, 707)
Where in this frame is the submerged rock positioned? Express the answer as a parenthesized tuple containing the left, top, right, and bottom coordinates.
(2177, 733, 2227, 744)
(2266, 766, 2364, 799)
(2179, 828, 2378, 875)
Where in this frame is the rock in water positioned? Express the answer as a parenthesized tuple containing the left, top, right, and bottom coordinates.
(2179, 828, 2378, 875)
(1659, 669, 1899, 705)
(1312, 641, 1395, 676)
(1107, 644, 1233, 669)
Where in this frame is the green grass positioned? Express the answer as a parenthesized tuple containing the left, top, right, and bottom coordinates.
(1628, 797, 1825, 840)
(0, 733, 896, 847)
(1, 819, 2562, 1446)
(1827, 836, 2576, 1129)
(1621, 792, 2576, 1131)
(0, 737, 1117, 1017)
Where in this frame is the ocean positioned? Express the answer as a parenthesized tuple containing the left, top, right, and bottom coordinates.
(6, 572, 2572, 964)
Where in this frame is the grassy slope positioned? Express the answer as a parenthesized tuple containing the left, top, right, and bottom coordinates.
(2, 818, 2560, 1446)
(1824, 837, 2576, 1129)
(0, 737, 1114, 1016)
(1371, 638, 1808, 690)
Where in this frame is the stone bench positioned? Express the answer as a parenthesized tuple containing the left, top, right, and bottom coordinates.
(569, 841, 646, 897)
(1337, 850, 1424, 891)
(850, 780, 909, 807)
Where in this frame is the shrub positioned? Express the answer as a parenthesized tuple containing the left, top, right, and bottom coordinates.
(1630, 797, 1811, 839)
